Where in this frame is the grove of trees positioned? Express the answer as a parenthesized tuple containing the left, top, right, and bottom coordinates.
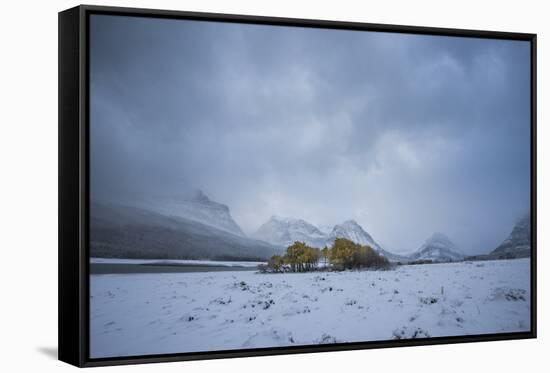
(285, 241, 321, 272)
(265, 238, 389, 273)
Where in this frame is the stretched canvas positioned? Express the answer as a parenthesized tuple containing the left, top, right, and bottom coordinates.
(58, 5, 536, 367)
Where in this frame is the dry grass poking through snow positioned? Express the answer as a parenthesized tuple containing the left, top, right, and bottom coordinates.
(90, 258, 530, 358)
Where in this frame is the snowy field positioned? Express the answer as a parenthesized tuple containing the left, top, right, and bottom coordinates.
(90, 258, 530, 358)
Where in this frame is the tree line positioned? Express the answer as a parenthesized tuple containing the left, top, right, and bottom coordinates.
(262, 238, 389, 273)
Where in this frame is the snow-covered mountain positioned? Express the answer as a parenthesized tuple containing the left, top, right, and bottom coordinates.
(253, 217, 405, 261)
(327, 220, 405, 261)
(139, 190, 245, 237)
(328, 220, 379, 247)
(317, 224, 334, 235)
(490, 214, 531, 258)
(90, 202, 279, 260)
(252, 216, 328, 248)
(410, 232, 464, 262)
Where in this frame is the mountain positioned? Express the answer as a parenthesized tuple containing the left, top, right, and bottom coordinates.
(410, 232, 464, 262)
(253, 217, 405, 262)
(328, 220, 379, 248)
(317, 224, 334, 235)
(90, 202, 280, 261)
(327, 220, 405, 261)
(252, 216, 327, 248)
(490, 214, 531, 259)
(138, 190, 245, 237)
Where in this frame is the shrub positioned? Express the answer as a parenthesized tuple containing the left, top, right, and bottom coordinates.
(283, 241, 320, 272)
(265, 238, 389, 273)
(321, 246, 330, 266)
(267, 255, 285, 272)
(329, 238, 389, 270)
(329, 238, 357, 269)
(408, 259, 434, 265)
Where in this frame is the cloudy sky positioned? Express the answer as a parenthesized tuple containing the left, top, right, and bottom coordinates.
(89, 14, 531, 255)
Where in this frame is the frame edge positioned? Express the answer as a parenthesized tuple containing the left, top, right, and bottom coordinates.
(78, 4, 536, 40)
(58, 5, 85, 368)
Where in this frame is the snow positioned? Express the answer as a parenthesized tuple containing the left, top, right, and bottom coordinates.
(252, 216, 396, 260)
(252, 216, 327, 248)
(327, 220, 382, 252)
(90, 257, 265, 268)
(90, 258, 530, 358)
(492, 214, 531, 256)
(138, 190, 245, 237)
(411, 232, 464, 261)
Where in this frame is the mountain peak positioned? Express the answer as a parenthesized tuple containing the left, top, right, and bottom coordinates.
(190, 189, 211, 203)
(412, 232, 463, 262)
(137, 189, 244, 236)
(491, 214, 531, 258)
(253, 216, 327, 248)
(341, 219, 360, 227)
(328, 220, 404, 261)
(255, 216, 403, 262)
(426, 232, 455, 247)
(330, 220, 375, 246)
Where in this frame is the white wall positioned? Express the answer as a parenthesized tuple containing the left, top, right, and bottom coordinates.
(0, 0, 546, 371)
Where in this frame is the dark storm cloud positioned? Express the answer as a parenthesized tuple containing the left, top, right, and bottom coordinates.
(89, 15, 531, 255)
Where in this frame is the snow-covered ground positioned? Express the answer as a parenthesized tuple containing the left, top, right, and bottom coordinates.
(90, 258, 530, 358)
(90, 257, 265, 268)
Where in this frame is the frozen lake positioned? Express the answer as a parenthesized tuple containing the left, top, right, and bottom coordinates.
(90, 258, 265, 274)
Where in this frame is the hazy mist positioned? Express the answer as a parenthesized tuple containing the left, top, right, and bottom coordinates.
(89, 15, 531, 255)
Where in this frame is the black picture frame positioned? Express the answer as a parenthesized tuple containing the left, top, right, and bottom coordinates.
(59, 4, 537, 368)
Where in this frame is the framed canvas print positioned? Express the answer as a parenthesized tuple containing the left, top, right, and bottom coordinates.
(58, 5, 537, 367)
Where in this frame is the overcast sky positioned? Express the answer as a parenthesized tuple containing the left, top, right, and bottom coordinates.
(89, 14, 531, 255)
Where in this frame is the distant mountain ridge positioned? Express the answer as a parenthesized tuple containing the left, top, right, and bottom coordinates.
(90, 202, 280, 261)
(327, 220, 406, 261)
(252, 216, 328, 248)
(137, 190, 245, 237)
(253, 216, 406, 261)
(410, 232, 464, 262)
(465, 214, 531, 261)
(92, 188, 531, 263)
(490, 214, 531, 258)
